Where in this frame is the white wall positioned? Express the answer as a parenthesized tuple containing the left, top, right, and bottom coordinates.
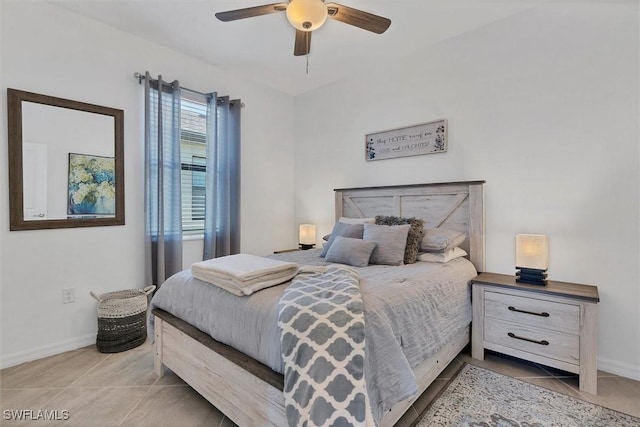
(293, 2, 640, 379)
(0, 1, 295, 366)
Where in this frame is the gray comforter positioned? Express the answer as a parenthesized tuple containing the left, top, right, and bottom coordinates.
(148, 249, 476, 423)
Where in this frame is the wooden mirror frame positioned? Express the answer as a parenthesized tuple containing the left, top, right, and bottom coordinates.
(7, 89, 125, 230)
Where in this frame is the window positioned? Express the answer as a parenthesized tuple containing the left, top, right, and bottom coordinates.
(180, 96, 208, 235)
(145, 72, 241, 266)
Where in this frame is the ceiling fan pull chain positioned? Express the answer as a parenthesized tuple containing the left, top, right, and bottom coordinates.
(306, 53, 309, 75)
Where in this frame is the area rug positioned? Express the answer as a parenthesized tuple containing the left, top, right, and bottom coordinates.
(414, 364, 640, 427)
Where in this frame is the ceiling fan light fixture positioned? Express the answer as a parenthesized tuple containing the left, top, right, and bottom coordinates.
(286, 0, 328, 32)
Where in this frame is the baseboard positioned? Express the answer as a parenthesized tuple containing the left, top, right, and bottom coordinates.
(2, 336, 638, 382)
(0, 333, 96, 369)
(598, 356, 640, 381)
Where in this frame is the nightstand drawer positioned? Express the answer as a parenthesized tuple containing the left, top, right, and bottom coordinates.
(485, 291, 580, 334)
(484, 318, 579, 365)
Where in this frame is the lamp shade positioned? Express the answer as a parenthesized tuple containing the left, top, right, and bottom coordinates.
(286, 0, 328, 31)
(299, 224, 317, 245)
(516, 234, 548, 270)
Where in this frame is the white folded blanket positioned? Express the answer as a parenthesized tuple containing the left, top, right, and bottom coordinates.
(191, 254, 299, 296)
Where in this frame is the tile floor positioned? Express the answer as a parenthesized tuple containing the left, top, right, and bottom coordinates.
(1, 342, 639, 426)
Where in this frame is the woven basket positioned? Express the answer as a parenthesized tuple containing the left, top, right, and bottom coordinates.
(90, 286, 156, 353)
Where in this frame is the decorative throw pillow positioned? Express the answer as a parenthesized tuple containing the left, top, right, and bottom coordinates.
(418, 247, 468, 263)
(320, 222, 365, 257)
(375, 216, 424, 264)
(363, 223, 411, 266)
(325, 236, 377, 267)
(321, 218, 374, 243)
(421, 228, 466, 252)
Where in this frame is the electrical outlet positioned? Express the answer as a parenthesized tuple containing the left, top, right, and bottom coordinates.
(62, 287, 75, 304)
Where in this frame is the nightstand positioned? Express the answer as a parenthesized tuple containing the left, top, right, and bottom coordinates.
(471, 272, 599, 394)
(273, 248, 300, 254)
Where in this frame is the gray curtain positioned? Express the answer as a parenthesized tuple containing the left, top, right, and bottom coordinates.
(203, 94, 242, 260)
(144, 72, 183, 286)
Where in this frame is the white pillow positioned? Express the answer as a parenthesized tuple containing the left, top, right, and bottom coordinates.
(418, 247, 468, 263)
(339, 217, 376, 224)
(421, 228, 466, 252)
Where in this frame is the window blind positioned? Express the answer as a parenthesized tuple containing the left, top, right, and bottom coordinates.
(180, 97, 208, 234)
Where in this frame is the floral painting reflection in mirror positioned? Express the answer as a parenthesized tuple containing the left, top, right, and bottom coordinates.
(67, 153, 116, 217)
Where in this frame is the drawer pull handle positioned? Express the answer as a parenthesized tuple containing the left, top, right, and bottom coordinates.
(508, 332, 549, 346)
(508, 306, 550, 317)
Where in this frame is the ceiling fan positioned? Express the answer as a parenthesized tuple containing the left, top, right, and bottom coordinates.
(215, 0, 391, 56)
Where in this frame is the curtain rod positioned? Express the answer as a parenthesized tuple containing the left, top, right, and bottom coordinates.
(133, 72, 244, 108)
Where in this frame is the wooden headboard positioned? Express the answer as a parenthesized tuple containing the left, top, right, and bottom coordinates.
(334, 181, 485, 272)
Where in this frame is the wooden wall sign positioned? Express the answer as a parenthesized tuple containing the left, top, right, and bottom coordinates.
(365, 119, 447, 161)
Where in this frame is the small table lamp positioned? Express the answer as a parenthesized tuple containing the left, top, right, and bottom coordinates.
(299, 224, 316, 250)
(515, 233, 548, 285)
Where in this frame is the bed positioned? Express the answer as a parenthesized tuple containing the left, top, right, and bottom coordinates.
(151, 181, 485, 426)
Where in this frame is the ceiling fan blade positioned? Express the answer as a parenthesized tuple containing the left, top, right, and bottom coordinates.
(215, 3, 287, 22)
(294, 30, 311, 56)
(326, 3, 391, 34)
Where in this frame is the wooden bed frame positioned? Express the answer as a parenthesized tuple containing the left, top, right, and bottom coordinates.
(153, 181, 485, 426)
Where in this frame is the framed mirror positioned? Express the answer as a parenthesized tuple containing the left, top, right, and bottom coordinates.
(7, 89, 124, 230)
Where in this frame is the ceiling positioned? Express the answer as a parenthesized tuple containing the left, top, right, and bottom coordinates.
(49, 0, 546, 96)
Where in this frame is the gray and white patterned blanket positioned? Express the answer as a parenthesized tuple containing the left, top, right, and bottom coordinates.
(278, 265, 372, 427)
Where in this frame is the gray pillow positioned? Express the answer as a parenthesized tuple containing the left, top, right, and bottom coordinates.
(320, 222, 364, 257)
(421, 228, 466, 252)
(375, 215, 424, 264)
(325, 236, 377, 267)
(363, 223, 411, 266)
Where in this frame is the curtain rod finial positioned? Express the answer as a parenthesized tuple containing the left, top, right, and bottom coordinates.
(133, 72, 144, 84)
